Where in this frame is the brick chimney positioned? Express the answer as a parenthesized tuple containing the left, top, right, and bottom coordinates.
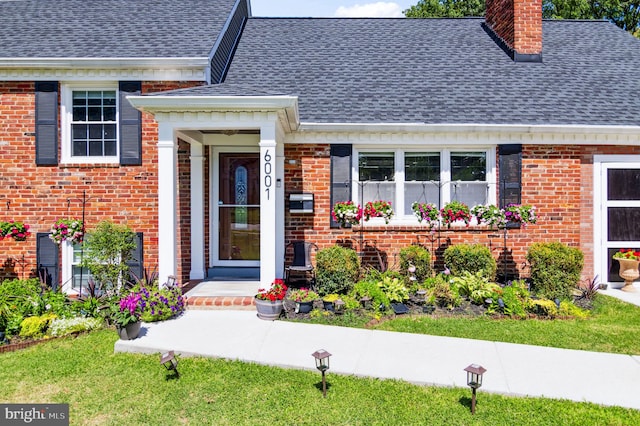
(485, 0, 542, 62)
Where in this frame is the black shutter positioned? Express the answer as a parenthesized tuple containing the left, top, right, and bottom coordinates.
(330, 144, 352, 228)
(498, 144, 522, 208)
(127, 232, 144, 283)
(35, 81, 59, 165)
(36, 233, 59, 291)
(119, 81, 142, 165)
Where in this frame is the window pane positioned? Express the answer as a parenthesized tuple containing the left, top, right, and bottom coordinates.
(359, 153, 394, 181)
(88, 106, 102, 121)
(104, 106, 116, 121)
(89, 140, 103, 156)
(89, 124, 102, 139)
(405, 153, 440, 181)
(451, 152, 486, 181)
(451, 182, 488, 206)
(362, 182, 395, 205)
(73, 141, 87, 157)
(104, 141, 117, 156)
(72, 91, 87, 105)
(404, 182, 441, 212)
(608, 169, 640, 200)
(104, 124, 116, 140)
(73, 106, 86, 121)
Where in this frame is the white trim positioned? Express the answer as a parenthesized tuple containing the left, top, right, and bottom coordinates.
(593, 155, 640, 287)
(60, 82, 120, 165)
(157, 123, 178, 284)
(190, 142, 206, 280)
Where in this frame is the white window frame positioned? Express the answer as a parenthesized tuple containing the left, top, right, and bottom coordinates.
(61, 241, 92, 295)
(60, 82, 120, 165)
(353, 146, 497, 225)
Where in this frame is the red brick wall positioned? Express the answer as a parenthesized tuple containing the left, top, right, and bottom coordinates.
(486, 0, 542, 55)
(0, 80, 202, 283)
(283, 143, 640, 282)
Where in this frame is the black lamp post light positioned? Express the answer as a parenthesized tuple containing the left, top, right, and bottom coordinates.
(312, 349, 332, 397)
(464, 363, 486, 414)
(160, 350, 180, 378)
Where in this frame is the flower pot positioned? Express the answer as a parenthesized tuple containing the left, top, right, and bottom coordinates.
(323, 300, 334, 311)
(254, 298, 284, 320)
(295, 301, 313, 314)
(117, 321, 141, 340)
(617, 258, 639, 292)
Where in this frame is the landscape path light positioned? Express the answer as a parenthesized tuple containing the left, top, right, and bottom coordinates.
(464, 363, 486, 414)
(312, 349, 332, 397)
(161, 350, 180, 378)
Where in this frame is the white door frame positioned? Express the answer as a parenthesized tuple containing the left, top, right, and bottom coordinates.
(594, 155, 640, 286)
(210, 145, 261, 268)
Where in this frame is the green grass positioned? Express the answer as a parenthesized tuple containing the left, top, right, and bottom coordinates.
(373, 295, 640, 355)
(0, 330, 638, 425)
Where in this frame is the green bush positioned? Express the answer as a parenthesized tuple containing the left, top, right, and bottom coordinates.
(451, 271, 501, 305)
(527, 242, 584, 300)
(352, 280, 389, 311)
(426, 275, 461, 309)
(443, 244, 497, 280)
(0, 279, 41, 319)
(35, 290, 73, 318)
(398, 245, 431, 282)
(315, 245, 360, 296)
(487, 280, 530, 318)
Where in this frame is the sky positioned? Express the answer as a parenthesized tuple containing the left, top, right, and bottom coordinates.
(250, 1, 417, 18)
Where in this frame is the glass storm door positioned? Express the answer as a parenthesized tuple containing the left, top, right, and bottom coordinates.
(601, 165, 640, 284)
(217, 153, 260, 265)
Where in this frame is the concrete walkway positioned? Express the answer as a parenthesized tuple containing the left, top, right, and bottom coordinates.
(115, 290, 640, 411)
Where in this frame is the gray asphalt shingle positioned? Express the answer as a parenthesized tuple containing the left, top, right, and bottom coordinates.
(0, 0, 237, 58)
(169, 17, 640, 127)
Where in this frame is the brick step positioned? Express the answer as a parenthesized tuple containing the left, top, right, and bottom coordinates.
(185, 296, 256, 310)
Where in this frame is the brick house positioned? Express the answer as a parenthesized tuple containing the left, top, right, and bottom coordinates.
(1, 0, 639, 292)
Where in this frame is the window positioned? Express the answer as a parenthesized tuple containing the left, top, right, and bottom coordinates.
(61, 83, 119, 164)
(355, 148, 495, 221)
(61, 241, 93, 293)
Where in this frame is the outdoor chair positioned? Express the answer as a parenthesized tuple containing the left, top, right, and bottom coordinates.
(284, 241, 318, 288)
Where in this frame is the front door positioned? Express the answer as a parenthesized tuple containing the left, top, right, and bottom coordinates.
(215, 152, 260, 266)
(599, 162, 640, 285)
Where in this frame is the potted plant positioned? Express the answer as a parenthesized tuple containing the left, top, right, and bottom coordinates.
(332, 201, 362, 228)
(440, 201, 471, 228)
(49, 218, 84, 245)
(613, 249, 640, 292)
(471, 204, 506, 229)
(288, 288, 319, 314)
(411, 202, 439, 227)
(255, 279, 287, 320)
(363, 200, 394, 224)
(504, 204, 537, 226)
(113, 292, 145, 340)
(0, 220, 31, 241)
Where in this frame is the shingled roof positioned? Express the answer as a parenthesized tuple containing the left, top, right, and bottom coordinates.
(0, 0, 238, 58)
(161, 17, 640, 127)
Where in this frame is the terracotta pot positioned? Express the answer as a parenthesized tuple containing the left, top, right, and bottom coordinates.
(254, 298, 284, 320)
(617, 258, 639, 292)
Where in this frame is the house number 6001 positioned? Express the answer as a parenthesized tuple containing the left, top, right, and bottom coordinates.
(264, 150, 272, 200)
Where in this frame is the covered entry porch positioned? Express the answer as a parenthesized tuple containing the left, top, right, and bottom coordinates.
(128, 94, 300, 288)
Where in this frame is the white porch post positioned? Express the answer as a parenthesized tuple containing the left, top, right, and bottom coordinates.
(190, 141, 206, 280)
(157, 122, 177, 284)
(275, 139, 285, 279)
(259, 123, 277, 287)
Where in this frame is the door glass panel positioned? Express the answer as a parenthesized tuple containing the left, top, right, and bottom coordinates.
(608, 169, 640, 200)
(608, 207, 640, 241)
(219, 154, 260, 261)
(607, 247, 640, 283)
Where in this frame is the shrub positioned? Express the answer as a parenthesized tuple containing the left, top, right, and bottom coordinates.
(0, 279, 41, 318)
(451, 271, 501, 305)
(426, 275, 461, 309)
(19, 314, 56, 338)
(398, 245, 431, 283)
(526, 299, 559, 318)
(443, 244, 497, 280)
(35, 290, 73, 318)
(527, 242, 584, 300)
(48, 317, 104, 337)
(487, 281, 530, 318)
(352, 280, 390, 311)
(315, 245, 360, 296)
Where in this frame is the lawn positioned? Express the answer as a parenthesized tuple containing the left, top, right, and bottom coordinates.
(1, 329, 639, 425)
(372, 294, 640, 355)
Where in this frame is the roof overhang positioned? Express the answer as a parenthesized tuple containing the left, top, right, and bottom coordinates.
(127, 94, 300, 132)
(0, 57, 209, 70)
(298, 122, 640, 138)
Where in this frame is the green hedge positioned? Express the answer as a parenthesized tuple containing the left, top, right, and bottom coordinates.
(443, 244, 497, 280)
(527, 242, 584, 300)
(398, 245, 431, 282)
(315, 245, 360, 296)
